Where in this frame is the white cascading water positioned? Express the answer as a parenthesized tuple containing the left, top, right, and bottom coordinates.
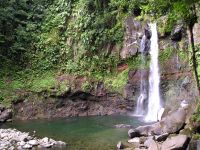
(145, 23, 162, 122)
(135, 35, 147, 116)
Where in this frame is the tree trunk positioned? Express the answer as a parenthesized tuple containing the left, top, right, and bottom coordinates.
(189, 25, 200, 94)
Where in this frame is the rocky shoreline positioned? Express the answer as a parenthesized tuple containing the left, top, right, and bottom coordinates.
(117, 104, 198, 150)
(0, 128, 66, 150)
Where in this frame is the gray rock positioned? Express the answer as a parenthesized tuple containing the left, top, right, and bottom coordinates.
(139, 137, 148, 144)
(19, 141, 26, 146)
(17, 146, 23, 150)
(0, 128, 66, 149)
(161, 134, 189, 150)
(128, 137, 140, 144)
(144, 138, 160, 150)
(151, 122, 163, 135)
(150, 108, 187, 135)
(120, 17, 146, 59)
(28, 140, 38, 146)
(0, 109, 12, 122)
(128, 129, 140, 138)
(41, 143, 53, 148)
(22, 144, 32, 149)
(155, 133, 169, 142)
(128, 125, 154, 138)
(162, 108, 186, 134)
(180, 100, 189, 109)
(8, 146, 15, 150)
(117, 141, 124, 149)
(49, 138, 57, 145)
(18, 135, 29, 142)
(187, 139, 200, 150)
(41, 137, 49, 143)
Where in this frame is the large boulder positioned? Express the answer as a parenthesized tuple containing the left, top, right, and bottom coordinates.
(0, 109, 12, 122)
(152, 108, 186, 135)
(128, 125, 154, 138)
(128, 108, 187, 138)
(161, 134, 190, 150)
(161, 108, 186, 134)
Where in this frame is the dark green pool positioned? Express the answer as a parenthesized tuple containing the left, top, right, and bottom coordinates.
(2, 115, 143, 150)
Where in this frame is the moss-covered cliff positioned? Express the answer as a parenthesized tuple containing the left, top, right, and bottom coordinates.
(0, 0, 200, 121)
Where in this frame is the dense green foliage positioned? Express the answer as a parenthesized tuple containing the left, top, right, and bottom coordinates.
(0, 0, 143, 105)
(142, 0, 199, 26)
(0, 0, 142, 72)
(0, 0, 200, 106)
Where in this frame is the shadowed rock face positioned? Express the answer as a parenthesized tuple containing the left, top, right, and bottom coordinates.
(171, 24, 183, 41)
(0, 106, 12, 123)
(13, 92, 134, 120)
(120, 17, 151, 59)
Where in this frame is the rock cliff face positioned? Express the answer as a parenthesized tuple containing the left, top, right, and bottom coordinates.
(13, 91, 134, 120)
(121, 16, 199, 117)
(13, 16, 199, 120)
(120, 17, 151, 58)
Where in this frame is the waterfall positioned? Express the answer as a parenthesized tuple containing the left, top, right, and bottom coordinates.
(145, 23, 162, 122)
(135, 35, 147, 116)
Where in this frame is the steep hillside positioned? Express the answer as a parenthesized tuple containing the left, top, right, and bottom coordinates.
(0, 0, 199, 121)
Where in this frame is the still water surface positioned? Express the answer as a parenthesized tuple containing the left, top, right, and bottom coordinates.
(3, 115, 143, 150)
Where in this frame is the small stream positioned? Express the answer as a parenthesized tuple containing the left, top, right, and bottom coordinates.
(2, 115, 144, 150)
